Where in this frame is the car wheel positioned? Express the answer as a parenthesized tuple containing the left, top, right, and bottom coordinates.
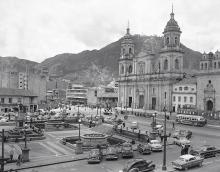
(184, 166, 188, 170)
(129, 168, 139, 172)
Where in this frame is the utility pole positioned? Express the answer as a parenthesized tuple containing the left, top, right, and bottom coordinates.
(162, 106, 167, 171)
(1, 129, 4, 172)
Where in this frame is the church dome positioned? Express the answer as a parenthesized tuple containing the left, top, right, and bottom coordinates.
(163, 12, 181, 33)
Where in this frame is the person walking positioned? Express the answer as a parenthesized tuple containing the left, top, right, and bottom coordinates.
(181, 144, 186, 155)
(17, 154, 22, 166)
(172, 122, 175, 130)
(9, 148, 14, 161)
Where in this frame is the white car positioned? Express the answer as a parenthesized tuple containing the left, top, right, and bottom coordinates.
(149, 140, 162, 151)
(172, 154, 203, 170)
(0, 116, 8, 123)
(130, 121, 138, 130)
(173, 137, 191, 146)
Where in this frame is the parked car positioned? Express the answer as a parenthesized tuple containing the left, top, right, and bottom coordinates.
(119, 159, 155, 172)
(137, 143, 152, 155)
(105, 146, 119, 160)
(121, 142, 134, 158)
(149, 140, 162, 152)
(130, 121, 138, 130)
(173, 137, 191, 147)
(190, 145, 220, 158)
(87, 149, 102, 164)
(172, 154, 204, 170)
(172, 129, 192, 139)
(0, 116, 9, 123)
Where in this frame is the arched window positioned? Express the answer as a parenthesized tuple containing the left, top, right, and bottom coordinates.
(129, 48, 132, 54)
(218, 61, 220, 68)
(205, 63, 208, 69)
(128, 65, 132, 73)
(123, 48, 125, 55)
(138, 62, 145, 74)
(120, 65, 124, 74)
(214, 62, 217, 69)
(166, 37, 169, 45)
(175, 59, 179, 69)
(175, 37, 178, 44)
(201, 63, 203, 70)
(164, 59, 168, 70)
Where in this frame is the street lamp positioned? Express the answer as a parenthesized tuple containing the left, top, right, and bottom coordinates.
(78, 118, 81, 140)
(162, 106, 167, 171)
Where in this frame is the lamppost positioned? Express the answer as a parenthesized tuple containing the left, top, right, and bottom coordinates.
(162, 106, 167, 171)
(78, 118, 81, 140)
(22, 127, 30, 162)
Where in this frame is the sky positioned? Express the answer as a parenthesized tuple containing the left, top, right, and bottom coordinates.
(0, 0, 219, 63)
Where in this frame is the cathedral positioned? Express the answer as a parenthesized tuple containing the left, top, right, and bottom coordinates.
(118, 9, 184, 112)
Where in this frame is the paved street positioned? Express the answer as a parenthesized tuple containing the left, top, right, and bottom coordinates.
(1, 106, 220, 172)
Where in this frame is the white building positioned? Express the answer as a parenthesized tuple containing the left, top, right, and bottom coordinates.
(66, 84, 87, 105)
(172, 78, 197, 112)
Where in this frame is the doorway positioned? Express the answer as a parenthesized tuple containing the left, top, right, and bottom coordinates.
(129, 97, 132, 108)
(152, 97, 156, 110)
(207, 100, 213, 111)
(139, 95, 144, 108)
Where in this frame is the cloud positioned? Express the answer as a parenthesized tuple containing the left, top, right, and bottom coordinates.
(0, 0, 219, 62)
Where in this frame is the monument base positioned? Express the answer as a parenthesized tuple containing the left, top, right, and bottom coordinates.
(22, 147, 30, 162)
(75, 140, 83, 154)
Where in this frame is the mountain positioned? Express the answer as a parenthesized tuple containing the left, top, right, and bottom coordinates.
(0, 56, 38, 72)
(39, 35, 202, 86)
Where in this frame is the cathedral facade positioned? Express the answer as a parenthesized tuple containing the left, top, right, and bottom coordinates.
(118, 10, 184, 112)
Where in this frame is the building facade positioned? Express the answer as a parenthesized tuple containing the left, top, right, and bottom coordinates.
(172, 78, 197, 112)
(66, 84, 87, 105)
(118, 9, 184, 112)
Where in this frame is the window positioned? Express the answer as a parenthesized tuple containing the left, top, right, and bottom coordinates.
(164, 59, 168, 70)
(184, 97, 187, 102)
(201, 63, 203, 70)
(18, 98, 22, 103)
(190, 97, 193, 103)
(129, 48, 132, 54)
(122, 48, 125, 55)
(164, 92, 167, 99)
(1, 98, 4, 103)
(175, 59, 179, 69)
(138, 62, 145, 74)
(9, 98, 12, 103)
(205, 63, 208, 69)
(173, 96, 176, 102)
(153, 88, 155, 95)
(175, 37, 178, 44)
(179, 87, 182, 91)
(175, 88, 177, 91)
(128, 65, 132, 73)
(166, 37, 169, 45)
(218, 61, 220, 68)
(191, 88, 195, 91)
(120, 65, 124, 74)
(178, 96, 181, 102)
(184, 86, 188, 91)
(214, 62, 217, 69)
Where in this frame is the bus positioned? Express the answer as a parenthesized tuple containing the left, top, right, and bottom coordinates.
(176, 114, 207, 127)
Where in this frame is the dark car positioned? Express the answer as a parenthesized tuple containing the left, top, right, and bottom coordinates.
(120, 159, 155, 172)
(172, 129, 192, 139)
(87, 149, 102, 164)
(137, 143, 152, 155)
(105, 146, 119, 160)
(190, 145, 220, 158)
(121, 142, 134, 158)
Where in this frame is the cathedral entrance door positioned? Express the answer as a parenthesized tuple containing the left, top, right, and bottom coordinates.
(129, 97, 132, 108)
(139, 95, 144, 108)
(152, 97, 156, 110)
(207, 100, 213, 111)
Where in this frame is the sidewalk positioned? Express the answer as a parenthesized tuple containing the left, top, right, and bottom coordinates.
(4, 152, 89, 171)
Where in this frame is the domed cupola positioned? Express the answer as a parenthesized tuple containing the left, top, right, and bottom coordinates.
(162, 6, 182, 48)
(120, 23, 134, 59)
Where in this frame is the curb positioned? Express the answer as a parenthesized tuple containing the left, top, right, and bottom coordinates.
(5, 157, 87, 171)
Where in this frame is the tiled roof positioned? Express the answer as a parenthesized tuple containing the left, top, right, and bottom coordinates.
(0, 88, 37, 97)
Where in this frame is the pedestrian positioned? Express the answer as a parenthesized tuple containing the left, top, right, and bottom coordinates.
(9, 148, 14, 161)
(146, 137, 150, 143)
(17, 154, 22, 166)
(185, 144, 190, 154)
(123, 122, 125, 128)
(181, 144, 185, 155)
(172, 122, 175, 130)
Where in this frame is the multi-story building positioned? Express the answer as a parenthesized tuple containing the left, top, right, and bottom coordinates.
(66, 84, 87, 105)
(118, 9, 184, 112)
(172, 78, 197, 112)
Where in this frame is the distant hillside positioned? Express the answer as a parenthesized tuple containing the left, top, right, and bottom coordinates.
(0, 56, 38, 72)
(39, 35, 202, 86)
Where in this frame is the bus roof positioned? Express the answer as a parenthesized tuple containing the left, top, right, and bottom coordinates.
(176, 114, 204, 119)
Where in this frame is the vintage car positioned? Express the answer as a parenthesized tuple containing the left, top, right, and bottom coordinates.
(119, 159, 155, 172)
(172, 129, 192, 139)
(121, 142, 134, 158)
(137, 143, 152, 155)
(173, 137, 191, 146)
(149, 140, 162, 152)
(130, 121, 139, 130)
(87, 149, 102, 164)
(105, 146, 119, 160)
(172, 154, 204, 170)
(189, 145, 220, 158)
